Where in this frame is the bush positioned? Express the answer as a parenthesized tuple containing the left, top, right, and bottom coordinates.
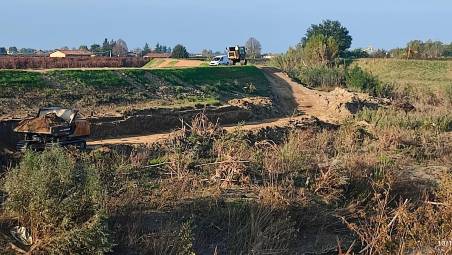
(298, 65, 345, 88)
(3, 147, 113, 254)
(345, 66, 393, 97)
(171, 44, 189, 59)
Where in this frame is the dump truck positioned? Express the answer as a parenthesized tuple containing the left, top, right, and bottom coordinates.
(14, 107, 90, 151)
(227, 45, 247, 65)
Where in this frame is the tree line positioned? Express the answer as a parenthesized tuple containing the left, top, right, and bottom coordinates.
(389, 40, 452, 59)
(1, 37, 265, 60)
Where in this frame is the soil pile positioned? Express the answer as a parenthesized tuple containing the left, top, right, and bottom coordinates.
(228, 96, 278, 119)
(15, 113, 67, 134)
(320, 87, 389, 119)
(260, 67, 389, 124)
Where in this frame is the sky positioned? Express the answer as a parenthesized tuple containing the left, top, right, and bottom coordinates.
(1, 0, 451, 53)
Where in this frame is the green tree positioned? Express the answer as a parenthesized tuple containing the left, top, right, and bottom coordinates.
(303, 34, 339, 66)
(143, 43, 150, 55)
(171, 44, 189, 59)
(0, 47, 7, 55)
(345, 48, 369, 59)
(8, 46, 18, 55)
(79, 45, 89, 51)
(19, 48, 35, 55)
(445, 43, 452, 57)
(90, 43, 101, 52)
(302, 20, 352, 57)
(155, 42, 162, 53)
(406, 40, 423, 59)
(102, 38, 110, 51)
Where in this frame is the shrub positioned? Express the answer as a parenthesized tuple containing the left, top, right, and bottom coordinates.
(3, 147, 113, 254)
(270, 46, 304, 78)
(345, 66, 393, 97)
(298, 65, 345, 89)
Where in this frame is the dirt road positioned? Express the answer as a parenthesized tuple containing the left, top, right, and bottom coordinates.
(89, 67, 377, 146)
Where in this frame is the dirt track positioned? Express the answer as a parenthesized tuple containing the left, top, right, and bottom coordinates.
(89, 67, 379, 146)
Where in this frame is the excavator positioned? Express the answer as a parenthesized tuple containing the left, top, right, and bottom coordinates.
(227, 45, 247, 65)
(14, 107, 90, 151)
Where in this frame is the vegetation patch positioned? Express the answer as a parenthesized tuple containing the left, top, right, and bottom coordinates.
(354, 58, 452, 93)
(0, 66, 271, 118)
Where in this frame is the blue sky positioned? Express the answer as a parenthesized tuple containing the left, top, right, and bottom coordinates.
(1, 0, 451, 53)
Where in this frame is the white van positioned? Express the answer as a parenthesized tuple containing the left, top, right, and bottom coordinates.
(209, 55, 229, 66)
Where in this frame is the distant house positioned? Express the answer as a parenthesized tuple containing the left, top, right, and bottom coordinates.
(34, 50, 49, 56)
(143, 52, 171, 59)
(363, 46, 378, 55)
(50, 49, 93, 58)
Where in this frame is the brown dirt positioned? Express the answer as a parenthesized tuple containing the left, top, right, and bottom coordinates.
(15, 113, 66, 134)
(89, 67, 386, 146)
(152, 58, 205, 68)
(260, 67, 388, 124)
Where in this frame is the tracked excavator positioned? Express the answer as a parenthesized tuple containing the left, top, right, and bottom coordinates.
(14, 107, 90, 151)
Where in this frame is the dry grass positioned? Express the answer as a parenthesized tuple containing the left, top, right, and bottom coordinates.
(2, 63, 451, 253)
(354, 58, 452, 94)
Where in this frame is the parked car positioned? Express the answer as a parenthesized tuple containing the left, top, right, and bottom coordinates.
(209, 55, 229, 66)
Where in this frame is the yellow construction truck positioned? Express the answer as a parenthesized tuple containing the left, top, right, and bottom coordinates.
(14, 107, 90, 151)
(227, 45, 247, 65)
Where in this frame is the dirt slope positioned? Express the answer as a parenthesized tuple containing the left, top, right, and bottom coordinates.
(89, 116, 315, 146)
(260, 67, 385, 124)
(89, 67, 384, 146)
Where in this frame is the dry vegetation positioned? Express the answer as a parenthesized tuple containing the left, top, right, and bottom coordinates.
(0, 56, 147, 69)
(0, 60, 451, 254)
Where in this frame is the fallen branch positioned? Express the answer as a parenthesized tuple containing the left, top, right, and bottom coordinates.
(426, 201, 446, 206)
(143, 162, 170, 168)
(194, 160, 250, 168)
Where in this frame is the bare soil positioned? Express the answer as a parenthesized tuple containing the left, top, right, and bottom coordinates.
(89, 67, 386, 146)
(148, 58, 205, 68)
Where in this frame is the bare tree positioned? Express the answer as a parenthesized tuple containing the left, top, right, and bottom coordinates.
(112, 39, 128, 56)
(201, 49, 213, 59)
(245, 37, 262, 59)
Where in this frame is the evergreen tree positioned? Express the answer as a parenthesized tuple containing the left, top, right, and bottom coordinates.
(155, 43, 161, 53)
(171, 44, 189, 59)
(143, 43, 150, 55)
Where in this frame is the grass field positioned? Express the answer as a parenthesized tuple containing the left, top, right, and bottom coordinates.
(354, 58, 452, 92)
(0, 71, 47, 89)
(0, 66, 270, 117)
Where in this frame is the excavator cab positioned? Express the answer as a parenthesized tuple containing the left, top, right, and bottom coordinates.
(227, 45, 247, 65)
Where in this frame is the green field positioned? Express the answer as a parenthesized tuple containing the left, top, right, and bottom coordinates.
(354, 58, 452, 92)
(0, 66, 270, 116)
